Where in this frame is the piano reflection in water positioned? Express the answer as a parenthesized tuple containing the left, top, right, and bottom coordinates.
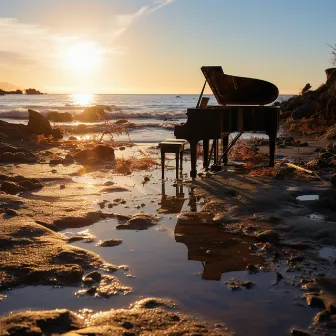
(174, 66, 280, 178)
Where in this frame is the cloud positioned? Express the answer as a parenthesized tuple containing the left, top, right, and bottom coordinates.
(0, 17, 121, 71)
(114, 0, 175, 38)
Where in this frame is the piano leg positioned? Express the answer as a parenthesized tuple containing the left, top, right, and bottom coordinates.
(213, 139, 218, 165)
(222, 136, 229, 165)
(269, 134, 276, 167)
(190, 140, 198, 179)
(161, 151, 165, 179)
(203, 139, 209, 170)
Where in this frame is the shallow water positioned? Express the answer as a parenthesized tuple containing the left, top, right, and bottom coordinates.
(0, 155, 319, 336)
(296, 195, 319, 201)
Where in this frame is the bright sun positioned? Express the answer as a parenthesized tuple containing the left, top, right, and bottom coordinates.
(63, 42, 101, 74)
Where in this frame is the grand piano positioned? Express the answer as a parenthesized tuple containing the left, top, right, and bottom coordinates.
(174, 66, 280, 178)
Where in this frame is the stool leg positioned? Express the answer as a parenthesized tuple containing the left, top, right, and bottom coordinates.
(175, 153, 179, 180)
(180, 151, 183, 170)
(161, 151, 165, 179)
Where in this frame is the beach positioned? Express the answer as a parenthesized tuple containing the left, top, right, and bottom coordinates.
(0, 91, 335, 336)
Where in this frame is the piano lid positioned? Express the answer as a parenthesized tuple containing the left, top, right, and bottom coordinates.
(201, 66, 279, 105)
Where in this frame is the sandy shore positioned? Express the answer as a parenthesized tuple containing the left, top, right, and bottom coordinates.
(0, 118, 335, 335)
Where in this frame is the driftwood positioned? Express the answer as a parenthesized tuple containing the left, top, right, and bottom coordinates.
(285, 162, 314, 174)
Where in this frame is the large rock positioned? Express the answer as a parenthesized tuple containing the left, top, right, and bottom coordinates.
(74, 145, 115, 164)
(0, 309, 83, 335)
(77, 105, 107, 122)
(27, 109, 63, 139)
(47, 111, 73, 122)
(291, 101, 317, 120)
(0, 217, 102, 288)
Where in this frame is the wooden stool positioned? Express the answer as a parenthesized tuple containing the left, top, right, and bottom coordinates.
(159, 139, 187, 179)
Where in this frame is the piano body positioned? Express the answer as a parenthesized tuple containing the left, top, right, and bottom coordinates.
(174, 66, 280, 178)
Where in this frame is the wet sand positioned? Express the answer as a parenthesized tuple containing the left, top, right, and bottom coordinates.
(0, 130, 335, 335)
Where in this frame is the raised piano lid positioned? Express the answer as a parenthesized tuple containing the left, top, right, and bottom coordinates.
(201, 66, 279, 105)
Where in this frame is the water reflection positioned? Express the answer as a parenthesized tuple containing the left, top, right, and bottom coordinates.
(70, 93, 95, 106)
(175, 219, 264, 281)
(159, 182, 199, 213)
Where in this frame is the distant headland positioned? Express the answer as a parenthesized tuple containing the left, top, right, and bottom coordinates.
(0, 85, 45, 95)
(0, 88, 45, 95)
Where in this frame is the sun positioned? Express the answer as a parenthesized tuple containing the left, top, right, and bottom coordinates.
(62, 42, 101, 74)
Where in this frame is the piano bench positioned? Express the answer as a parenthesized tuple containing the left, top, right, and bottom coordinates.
(159, 139, 187, 179)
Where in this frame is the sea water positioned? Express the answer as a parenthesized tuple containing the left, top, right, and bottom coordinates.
(0, 93, 292, 143)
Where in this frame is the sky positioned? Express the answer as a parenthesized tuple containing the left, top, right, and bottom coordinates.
(0, 0, 335, 94)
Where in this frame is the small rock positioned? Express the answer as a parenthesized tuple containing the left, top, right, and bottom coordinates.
(291, 328, 311, 336)
(4, 208, 19, 216)
(331, 173, 336, 188)
(60, 184, 65, 189)
(0, 181, 27, 195)
(97, 239, 123, 247)
(257, 230, 279, 243)
(84, 271, 102, 283)
(306, 294, 326, 308)
(246, 264, 259, 273)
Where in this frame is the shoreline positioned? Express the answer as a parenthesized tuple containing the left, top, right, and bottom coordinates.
(0, 111, 335, 335)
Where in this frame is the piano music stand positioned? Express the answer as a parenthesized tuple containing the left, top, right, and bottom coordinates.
(159, 139, 187, 179)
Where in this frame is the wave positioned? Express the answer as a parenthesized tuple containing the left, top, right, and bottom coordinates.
(0, 107, 187, 121)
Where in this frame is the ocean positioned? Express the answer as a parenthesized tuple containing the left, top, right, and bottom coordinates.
(0, 93, 292, 142)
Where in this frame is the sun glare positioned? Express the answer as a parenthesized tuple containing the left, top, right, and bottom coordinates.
(71, 93, 94, 106)
(63, 42, 101, 74)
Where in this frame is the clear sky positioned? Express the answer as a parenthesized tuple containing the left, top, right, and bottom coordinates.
(0, 0, 335, 94)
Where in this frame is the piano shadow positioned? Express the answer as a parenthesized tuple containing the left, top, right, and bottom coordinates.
(174, 214, 264, 281)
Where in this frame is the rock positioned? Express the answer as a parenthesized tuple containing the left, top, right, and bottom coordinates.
(331, 174, 336, 188)
(280, 95, 305, 113)
(291, 101, 317, 120)
(0, 181, 27, 195)
(103, 181, 115, 186)
(53, 212, 101, 230)
(47, 111, 73, 122)
(306, 295, 326, 308)
(76, 274, 132, 298)
(298, 141, 308, 147)
(97, 239, 123, 247)
(301, 83, 312, 94)
(131, 298, 177, 309)
(326, 125, 336, 139)
(291, 328, 311, 336)
(314, 310, 331, 323)
(68, 136, 77, 141)
(0, 217, 102, 288)
(115, 119, 129, 124)
(0, 143, 17, 154)
(84, 271, 102, 283)
(116, 214, 159, 230)
(27, 109, 62, 139)
(0, 152, 15, 162)
(0, 309, 84, 335)
(74, 145, 115, 164)
(257, 230, 279, 243)
(77, 106, 106, 122)
(28, 109, 52, 135)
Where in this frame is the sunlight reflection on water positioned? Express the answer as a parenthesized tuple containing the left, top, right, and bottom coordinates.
(70, 93, 95, 106)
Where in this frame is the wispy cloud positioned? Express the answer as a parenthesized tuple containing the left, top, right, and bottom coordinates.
(114, 0, 176, 38)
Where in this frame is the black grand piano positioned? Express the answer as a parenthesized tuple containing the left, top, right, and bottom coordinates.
(174, 66, 280, 178)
